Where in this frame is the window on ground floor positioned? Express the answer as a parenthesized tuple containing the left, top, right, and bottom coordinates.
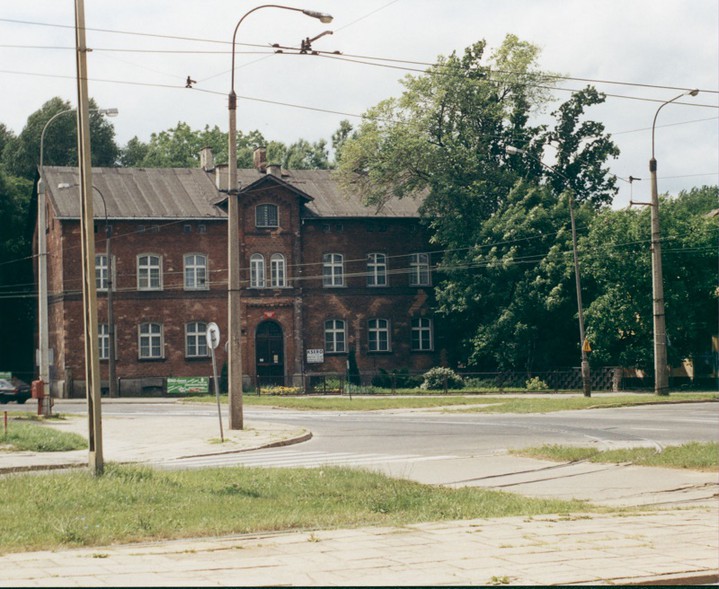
(324, 319, 346, 353)
(368, 318, 391, 352)
(411, 317, 433, 351)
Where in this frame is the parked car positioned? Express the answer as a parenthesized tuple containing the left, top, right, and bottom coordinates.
(0, 378, 31, 404)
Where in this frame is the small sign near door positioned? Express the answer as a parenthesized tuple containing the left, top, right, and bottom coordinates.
(306, 348, 324, 364)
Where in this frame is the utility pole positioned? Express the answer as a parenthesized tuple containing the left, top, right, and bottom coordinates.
(74, 0, 104, 474)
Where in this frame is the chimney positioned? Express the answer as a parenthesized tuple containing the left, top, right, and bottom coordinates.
(267, 163, 281, 177)
(253, 147, 267, 173)
(215, 163, 228, 192)
(200, 147, 215, 172)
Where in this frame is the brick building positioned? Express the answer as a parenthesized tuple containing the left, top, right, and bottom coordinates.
(38, 150, 438, 397)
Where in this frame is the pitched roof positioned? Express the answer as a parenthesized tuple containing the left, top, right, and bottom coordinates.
(44, 166, 225, 220)
(43, 166, 423, 220)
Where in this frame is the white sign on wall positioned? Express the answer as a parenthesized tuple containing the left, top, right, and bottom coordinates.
(306, 348, 324, 364)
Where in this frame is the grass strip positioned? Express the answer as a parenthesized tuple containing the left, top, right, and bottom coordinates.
(512, 441, 719, 471)
(183, 392, 718, 413)
(0, 464, 598, 553)
(0, 419, 87, 452)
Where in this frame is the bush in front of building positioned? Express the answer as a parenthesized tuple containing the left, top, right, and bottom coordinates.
(525, 376, 549, 391)
(420, 367, 464, 390)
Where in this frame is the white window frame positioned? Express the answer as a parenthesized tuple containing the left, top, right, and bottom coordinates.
(250, 253, 266, 288)
(324, 319, 346, 354)
(184, 254, 208, 291)
(411, 317, 434, 351)
(185, 321, 208, 358)
(323, 253, 344, 287)
(270, 253, 287, 288)
(138, 322, 163, 359)
(98, 323, 110, 360)
(368, 318, 391, 352)
(137, 254, 162, 291)
(255, 203, 279, 228)
(409, 253, 431, 286)
(95, 254, 114, 292)
(367, 253, 388, 287)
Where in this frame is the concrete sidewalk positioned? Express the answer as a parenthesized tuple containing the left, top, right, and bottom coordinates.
(1, 400, 717, 586)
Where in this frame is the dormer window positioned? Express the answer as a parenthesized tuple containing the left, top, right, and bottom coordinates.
(256, 203, 278, 228)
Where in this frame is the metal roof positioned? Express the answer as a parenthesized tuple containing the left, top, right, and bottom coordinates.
(44, 167, 226, 220)
(43, 166, 423, 220)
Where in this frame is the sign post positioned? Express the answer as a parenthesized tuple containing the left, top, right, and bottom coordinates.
(206, 322, 223, 442)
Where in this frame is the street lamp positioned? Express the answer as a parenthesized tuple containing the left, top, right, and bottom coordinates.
(226, 4, 332, 430)
(57, 183, 117, 399)
(506, 145, 591, 397)
(648, 89, 699, 396)
(37, 106, 118, 414)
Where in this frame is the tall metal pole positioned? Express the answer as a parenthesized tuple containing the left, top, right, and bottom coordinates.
(74, 0, 103, 474)
(649, 89, 698, 396)
(226, 4, 332, 430)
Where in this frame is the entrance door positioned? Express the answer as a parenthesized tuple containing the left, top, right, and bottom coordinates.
(255, 321, 284, 386)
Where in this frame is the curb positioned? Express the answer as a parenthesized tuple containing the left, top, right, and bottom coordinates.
(175, 430, 312, 460)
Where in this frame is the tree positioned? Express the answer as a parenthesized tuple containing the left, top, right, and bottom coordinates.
(582, 186, 718, 374)
(0, 171, 35, 379)
(336, 36, 619, 370)
(1, 97, 119, 179)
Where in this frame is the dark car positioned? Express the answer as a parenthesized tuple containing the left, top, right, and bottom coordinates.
(0, 378, 31, 404)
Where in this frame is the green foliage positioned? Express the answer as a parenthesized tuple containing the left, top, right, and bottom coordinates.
(525, 377, 549, 391)
(583, 186, 718, 370)
(371, 368, 422, 389)
(1, 420, 87, 452)
(421, 367, 465, 390)
(1, 97, 119, 179)
(0, 464, 591, 553)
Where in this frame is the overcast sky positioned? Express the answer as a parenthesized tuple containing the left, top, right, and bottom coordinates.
(2, 0, 717, 208)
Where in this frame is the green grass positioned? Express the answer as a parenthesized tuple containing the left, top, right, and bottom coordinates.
(0, 419, 87, 452)
(183, 392, 718, 413)
(0, 464, 598, 554)
(513, 441, 719, 471)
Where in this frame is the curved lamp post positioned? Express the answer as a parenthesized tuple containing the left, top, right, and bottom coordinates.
(57, 183, 117, 400)
(648, 89, 699, 396)
(37, 106, 118, 414)
(226, 5, 332, 430)
(506, 146, 591, 397)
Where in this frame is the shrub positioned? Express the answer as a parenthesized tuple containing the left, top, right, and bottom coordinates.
(525, 377, 549, 391)
(421, 367, 464, 390)
(260, 386, 302, 396)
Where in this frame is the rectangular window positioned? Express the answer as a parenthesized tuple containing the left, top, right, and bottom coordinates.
(323, 253, 344, 287)
(411, 317, 434, 351)
(409, 253, 431, 286)
(368, 318, 390, 352)
(256, 204, 279, 228)
(250, 254, 266, 288)
(324, 319, 346, 353)
(184, 254, 208, 290)
(98, 323, 109, 360)
(95, 254, 109, 291)
(137, 254, 162, 290)
(186, 321, 208, 358)
(270, 254, 286, 288)
(367, 253, 388, 287)
(138, 323, 163, 359)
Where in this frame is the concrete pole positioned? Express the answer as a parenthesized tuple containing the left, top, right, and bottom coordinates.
(74, 0, 104, 474)
(567, 191, 591, 397)
(648, 89, 698, 396)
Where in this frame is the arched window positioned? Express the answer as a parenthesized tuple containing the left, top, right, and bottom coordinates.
(367, 253, 387, 286)
(184, 254, 208, 290)
(322, 253, 344, 287)
(368, 318, 390, 352)
(270, 253, 286, 287)
(250, 253, 265, 288)
(137, 254, 162, 290)
(324, 319, 346, 353)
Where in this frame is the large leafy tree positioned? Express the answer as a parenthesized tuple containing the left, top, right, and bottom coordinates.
(0, 172, 34, 378)
(583, 186, 718, 373)
(337, 36, 619, 370)
(1, 97, 119, 179)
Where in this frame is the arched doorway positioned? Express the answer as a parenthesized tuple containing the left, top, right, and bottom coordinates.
(255, 321, 284, 386)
